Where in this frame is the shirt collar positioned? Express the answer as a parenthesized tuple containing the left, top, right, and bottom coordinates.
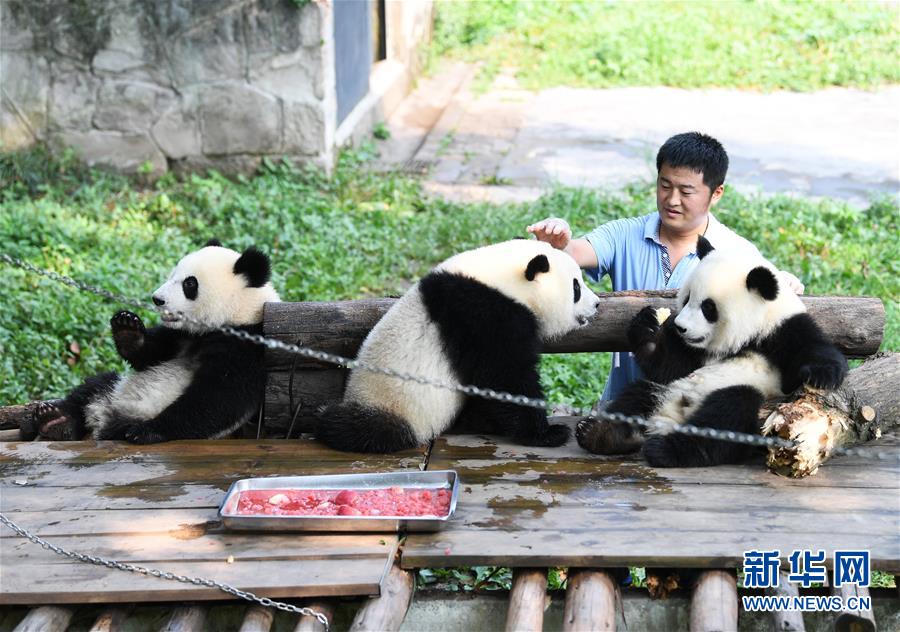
(645, 212, 719, 251)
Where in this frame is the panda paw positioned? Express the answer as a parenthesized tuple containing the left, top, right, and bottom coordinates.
(96, 418, 167, 443)
(29, 401, 77, 441)
(799, 361, 847, 390)
(627, 306, 662, 349)
(111, 311, 145, 359)
(576, 418, 643, 455)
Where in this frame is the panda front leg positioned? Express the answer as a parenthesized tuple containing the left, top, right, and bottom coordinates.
(111, 311, 184, 371)
(475, 369, 570, 447)
(576, 380, 658, 455)
(643, 385, 765, 467)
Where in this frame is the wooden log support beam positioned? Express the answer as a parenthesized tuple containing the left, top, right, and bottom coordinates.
(505, 568, 548, 632)
(239, 604, 275, 632)
(162, 605, 207, 632)
(263, 294, 884, 366)
(689, 570, 738, 632)
(349, 564, 414, 632)
(294, 601, 336, 632)
(563, 569, 616, 631)
(832, 584, 876, 632)
(12, 606, 75, 632)
(766, 572, 805, 632)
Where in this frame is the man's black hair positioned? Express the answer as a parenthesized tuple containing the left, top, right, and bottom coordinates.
(656, 132, 729, 191)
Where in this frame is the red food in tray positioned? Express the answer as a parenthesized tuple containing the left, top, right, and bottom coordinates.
(235, 486, 452, 518)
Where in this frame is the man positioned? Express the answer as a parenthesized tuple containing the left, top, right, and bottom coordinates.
(527, 131, 803, 400)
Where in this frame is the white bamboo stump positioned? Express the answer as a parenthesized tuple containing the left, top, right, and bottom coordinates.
(239, 604, 275, 632)
(13, 606, 75, 632)
(89, 606, 130, 632)
(832, 584, 876, 632)
(767, 572, 805, 631)
(161, 605, 207, 632)
(506, 568, 548, 632)
(294, 601, 336, 632)
(563, 569, 617, 631)
(689, 570, 738, 632)
(349, 564, 414, 632)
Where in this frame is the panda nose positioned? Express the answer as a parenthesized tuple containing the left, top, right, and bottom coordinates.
(152, 295, 165, 307)
(675, 324, 687, 334)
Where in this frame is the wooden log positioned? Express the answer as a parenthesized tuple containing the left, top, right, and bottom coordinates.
(12, 606, 75, 632)
(767, 571, 805, 631)
(263, 294, 884, 369)
(563, 569, 616, 631)
(263, 368, 347, 434)
(0, 403, 32, 430)
(349, 564, 414, 632)
(239, 604, 275, 632)
(832, 584, 876, 632)
(88, 606, 131, 631)
(763, 353, 900, 477)
(505, 568, 548, 632)
(689, 570, 738, 632)
(294, 600, 336, 632)
(162, 605, 207, 632)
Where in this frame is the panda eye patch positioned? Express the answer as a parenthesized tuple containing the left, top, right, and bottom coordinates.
(701, 298, 718, 323)
(182, 276, 198, 300)
(572, 278, 581, 303)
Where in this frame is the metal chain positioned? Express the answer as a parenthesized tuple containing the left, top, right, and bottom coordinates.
(2, 252, 897, 463)
(0, 513, 331, 630)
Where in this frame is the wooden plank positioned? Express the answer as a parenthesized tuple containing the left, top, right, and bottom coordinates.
(0, 439, 413, 606)
(349, 564, 414, 632)
(505, 568, 547, 632)
(562, 570, 617, 632)
(263, 295, 884, 366)
(0, 558, 392, 605)
(403, 420, 900, 571)
(689, 570, 738, 632)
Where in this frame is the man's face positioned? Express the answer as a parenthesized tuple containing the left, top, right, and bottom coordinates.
(656, 163, 723, 235)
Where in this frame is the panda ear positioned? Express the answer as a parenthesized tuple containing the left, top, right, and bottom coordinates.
(525, 254, 550, 281)
(746, 266, 778, 301)
(205, 238, 223, 248)
(696, 236, 715, 260)
(234, 247, 271, 288)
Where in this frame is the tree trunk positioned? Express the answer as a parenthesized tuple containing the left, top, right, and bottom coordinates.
(763, 353, 899, 478)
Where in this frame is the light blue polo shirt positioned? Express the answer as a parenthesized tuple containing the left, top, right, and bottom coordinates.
(583, 212, 760, 400)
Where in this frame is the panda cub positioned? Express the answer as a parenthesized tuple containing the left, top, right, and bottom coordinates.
(27, 241, 281, 444)
(316, 239, 601, 453)
(576, 235, 848, 467)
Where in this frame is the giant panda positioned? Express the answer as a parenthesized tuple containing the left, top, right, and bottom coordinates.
(25, 240, 281, 444)
(576, 235, 848, 467)
(315, 239, 601, 453)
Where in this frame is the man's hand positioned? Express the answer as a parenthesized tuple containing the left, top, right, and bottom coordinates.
(779, 270, 805, 295)
(527, 217, 572, 250)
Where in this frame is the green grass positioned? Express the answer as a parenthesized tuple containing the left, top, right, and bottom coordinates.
(1, 144, 896, 411)
(431, 0, 900, 91)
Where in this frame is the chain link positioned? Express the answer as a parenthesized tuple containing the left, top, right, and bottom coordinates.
(3, 252, 897, 464)
(0, 513, 331, 629)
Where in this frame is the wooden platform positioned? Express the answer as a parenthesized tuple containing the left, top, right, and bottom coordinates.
(0, 439, 427, 605)
(2, 423, 898, 608)
(403, 419, 900, 571)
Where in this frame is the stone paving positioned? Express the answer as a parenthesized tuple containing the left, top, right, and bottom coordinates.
(377, 64, 900, 208)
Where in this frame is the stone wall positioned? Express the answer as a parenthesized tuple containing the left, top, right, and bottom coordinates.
(0, 0, 337, 177)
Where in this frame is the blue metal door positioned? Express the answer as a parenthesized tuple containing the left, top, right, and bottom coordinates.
(333, 0, 373, 125)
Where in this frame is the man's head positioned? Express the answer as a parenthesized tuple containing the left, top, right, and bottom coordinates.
(655, 132, 728, 237)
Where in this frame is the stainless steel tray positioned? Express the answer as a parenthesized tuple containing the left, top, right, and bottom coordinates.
(218, 470, 459, 532)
